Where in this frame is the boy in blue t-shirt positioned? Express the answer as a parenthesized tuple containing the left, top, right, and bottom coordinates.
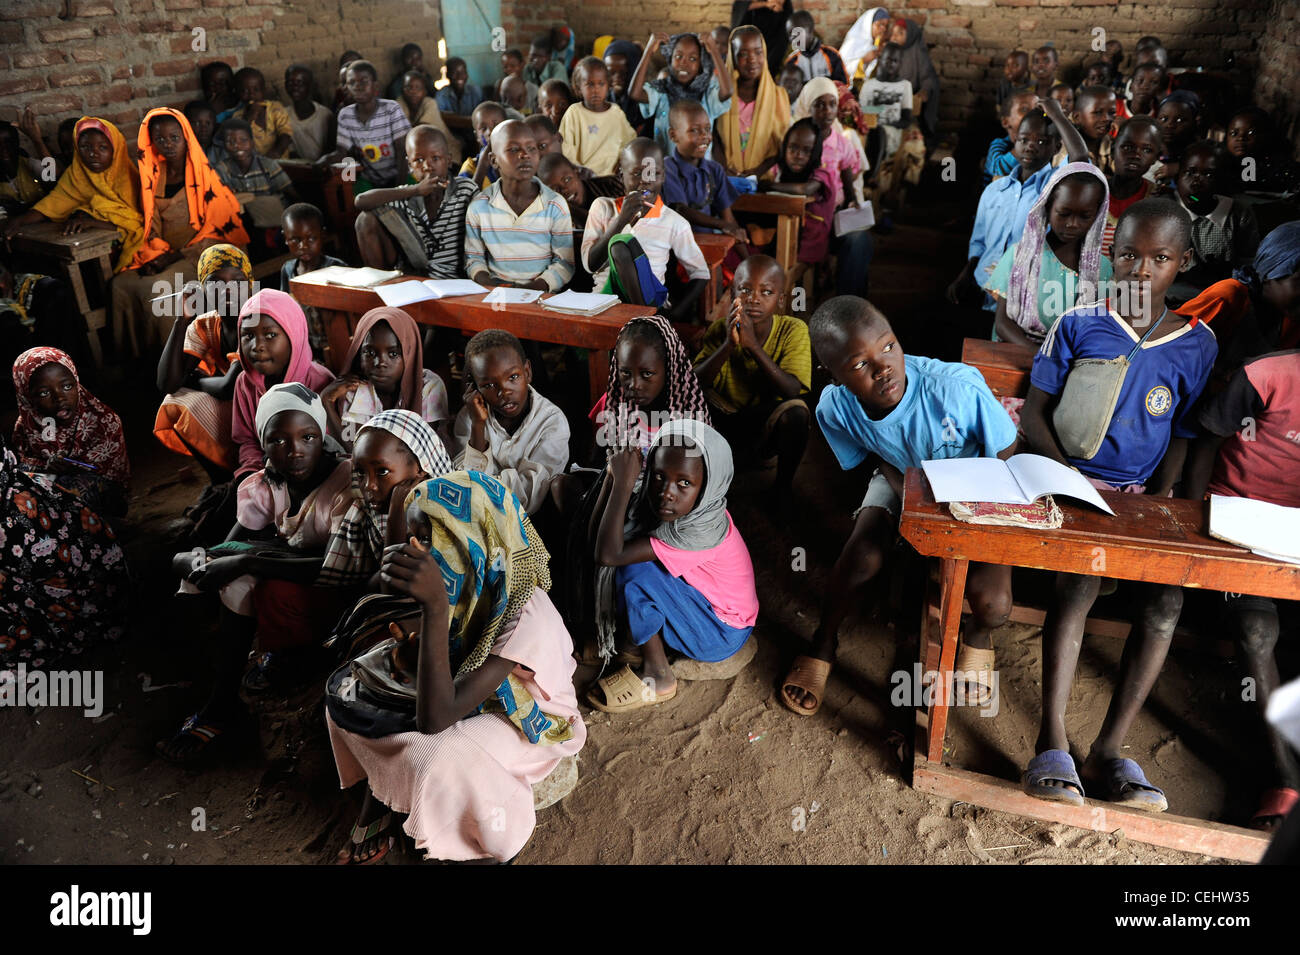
(779, 296, 1018, 718)
(1018, 197, 1217, 814)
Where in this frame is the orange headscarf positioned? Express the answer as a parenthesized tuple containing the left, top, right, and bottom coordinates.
(131, 106, 248, 269)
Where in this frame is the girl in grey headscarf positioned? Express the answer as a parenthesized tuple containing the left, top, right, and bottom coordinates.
(587, 418, 759, 713)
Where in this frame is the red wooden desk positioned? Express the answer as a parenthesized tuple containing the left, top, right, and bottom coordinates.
(961, 337, 1035, 400)
(288, 272, 656, 402)
(693, 232, 736, 325)
(730, 192, 805, 282)
(899, 468, 1300, 861)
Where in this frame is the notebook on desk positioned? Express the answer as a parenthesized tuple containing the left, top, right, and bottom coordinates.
(540, 290, 621, 316)
(372, 279, 489, 307)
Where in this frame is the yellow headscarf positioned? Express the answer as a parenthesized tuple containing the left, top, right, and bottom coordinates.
(717, 27, 791, 177)
(32, 117, 145, 273)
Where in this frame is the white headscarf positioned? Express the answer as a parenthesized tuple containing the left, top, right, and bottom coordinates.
(647, 418, 733, 551)
(254, 382, 329, 448)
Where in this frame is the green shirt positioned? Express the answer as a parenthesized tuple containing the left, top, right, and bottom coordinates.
(985, 240, 1114, 342)
(695, 313, 811, 410)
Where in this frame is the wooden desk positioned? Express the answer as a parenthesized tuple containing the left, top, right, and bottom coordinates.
(7, 219, 118, 363)
(961, 337, 1035, 399)
(693, 232, 736, 325)
(730, 193, 806, 279)
(280, 160, 358, 260)
(288, 273, 656, 402)
(899, 469, 1300, 861)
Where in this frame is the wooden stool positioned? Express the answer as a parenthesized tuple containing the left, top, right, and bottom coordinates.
(7, 219, 118, 364)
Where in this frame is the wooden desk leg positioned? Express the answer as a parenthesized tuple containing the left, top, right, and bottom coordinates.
(63, 260, 104, 365)
(926, 557, 969, 763)
(321, 308, 357, 375)
(774, 214, 798, 278)
(587, 348, 610, 407)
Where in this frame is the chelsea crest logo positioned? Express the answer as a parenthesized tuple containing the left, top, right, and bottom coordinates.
(1145, 385, 1173, 416)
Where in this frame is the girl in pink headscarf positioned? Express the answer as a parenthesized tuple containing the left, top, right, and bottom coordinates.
(231, 289, 334, 478)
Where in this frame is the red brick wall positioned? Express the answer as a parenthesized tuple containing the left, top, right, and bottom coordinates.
(1254, 0, 1300, 158)
(499, 0, 1275, 136)
(0, 0, 445, 143)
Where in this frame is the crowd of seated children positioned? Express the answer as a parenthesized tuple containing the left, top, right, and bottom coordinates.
(561, 57, 637, 178)
(453, 329, 570, 515)
(581, 138, 709, 322)
(716, 26, 790, 179)
(629, 32, 733, 153)
(781, 297, 1016, 715)
(354, 126, 477, 280)
(321, 305, 449, 451)
(284, 64, 335, 162)
(1018, 200, 1217, 813)
(279, 203, 348, 361)
(693, 255, 810, 496)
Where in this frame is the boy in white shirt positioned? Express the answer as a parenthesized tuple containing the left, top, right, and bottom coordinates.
(453, 329, 570, 515)
(580, 137, 710, 323)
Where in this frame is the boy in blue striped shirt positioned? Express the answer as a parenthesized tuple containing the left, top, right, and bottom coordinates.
(464, 120, 575, 291)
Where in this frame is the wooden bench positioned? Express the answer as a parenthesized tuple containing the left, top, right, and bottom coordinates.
(288, 272, 657, 402)
(692, 232, 736, 326)
(730, 192, 806, 282)
(961, 337, 1035, 399)
(899, 468, 1300, 862)
(7, 219, 118, 364)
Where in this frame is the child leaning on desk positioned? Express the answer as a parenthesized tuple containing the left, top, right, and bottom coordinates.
(1017, 198, 1218, 815)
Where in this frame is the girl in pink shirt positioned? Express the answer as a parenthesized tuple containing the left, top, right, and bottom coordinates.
(794, 77, 862, 208)
(588, 418, 757, 713)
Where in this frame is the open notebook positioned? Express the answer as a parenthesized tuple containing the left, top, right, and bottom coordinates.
(922, 453, 1115, 515)
(306, 265, 404, 288)
(1209, 494, 1300, 564)
(372, 279, 489, 307)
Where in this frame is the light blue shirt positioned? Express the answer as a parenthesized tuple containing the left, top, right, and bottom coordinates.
(436, 83, 484, 117)
(816, 354, 1017, 473)
(968, 160, 1056, 311)
(640, 76, 727, 154)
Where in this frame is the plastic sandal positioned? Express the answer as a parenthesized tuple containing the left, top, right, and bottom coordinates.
(586, 665, 676, 713)
(1023, 749, 1086, 807)
(954, 644, 995, 706)
(1094, 757, 1168, 813)
(1250, 787, 1298, 830)
(780, 655, 832, 717)
(337, 811, 394, 865)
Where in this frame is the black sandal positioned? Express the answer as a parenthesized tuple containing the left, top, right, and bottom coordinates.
(155, 712, 232, 766)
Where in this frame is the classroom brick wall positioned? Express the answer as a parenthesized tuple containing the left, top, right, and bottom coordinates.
(499, 0, 1280, 139)
(0, 0, 445, 143)
(1254, 0, 1300, 158)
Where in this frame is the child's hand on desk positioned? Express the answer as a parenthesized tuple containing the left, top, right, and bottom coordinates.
(607, 446, 643, 487)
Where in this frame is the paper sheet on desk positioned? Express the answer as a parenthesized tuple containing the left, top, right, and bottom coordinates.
(373, 279, 488, 306)
(1209, 494, 1300, 563)
(483, 287, 543, 305)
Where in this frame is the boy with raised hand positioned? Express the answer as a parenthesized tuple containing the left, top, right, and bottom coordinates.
(464, 120, 574, 292)
(1017, 198, 1216, 814)
(779, 296, 1016, 717)
(560, 57, 637, 178)
(663, 100, 746, 244)
(453, 329, 570, 515)
(581, 137, 709, 323)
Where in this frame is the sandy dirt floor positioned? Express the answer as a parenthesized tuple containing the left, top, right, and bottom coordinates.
(1, 214, 1280, 865)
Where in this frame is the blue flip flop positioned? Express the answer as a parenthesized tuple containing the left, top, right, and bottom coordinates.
(1094, 757, 1168, 813)
(1023, 749, 1086, 807)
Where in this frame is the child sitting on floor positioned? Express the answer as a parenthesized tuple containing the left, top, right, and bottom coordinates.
(230, 67, 294, 159)
(538, 152, 622, 229)
(353, 126, 479, 279)
(1169, 141, 1260, 303)
(560, 56, 637, 178)
(232, 289, 336, 481)
(1184, 348, 1300, 830)
(316, 408, 452, 590)
(1103, 116, 1163, 255)
(988, 163, 1113, 348)
(663, 100, 746, 243)
(284, 64, 335, 162)
(1017, 199, 1217, 814)
(629, 32, 733, 153)
(157, 383, 353, 765)
(581, 137, 709, 322)
(156, 245, 254, 482)
(453, 329, 569, 515)
(588, 419, 757, 712)
(279, 203, 347, 362)
(779, 297, 1016, 717)
(322, 306, 449, 450)
(464, 120, 575, 292)
(11, 346, 129, 518)
(693, 255, 810, 495)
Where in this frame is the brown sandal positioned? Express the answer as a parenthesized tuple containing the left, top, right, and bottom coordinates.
(954, 645, 995, 707)
(587, 665, 677, 713)
(780, 655, 832, 716)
